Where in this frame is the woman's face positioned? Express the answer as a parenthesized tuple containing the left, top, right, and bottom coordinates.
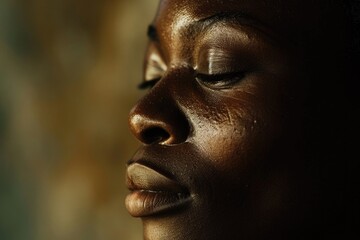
(126, 0, 341, 239)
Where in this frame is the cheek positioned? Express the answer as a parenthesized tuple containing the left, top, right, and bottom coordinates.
(188, 97, 278, 173)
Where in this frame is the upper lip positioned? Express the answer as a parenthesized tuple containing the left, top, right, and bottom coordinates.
(126, 162, 187, 194)
(126, 144, 193, 193)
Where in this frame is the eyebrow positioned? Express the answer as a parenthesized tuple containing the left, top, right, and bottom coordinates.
(147, 11, 280, 44)
(193, 12, 282, 44)
(196, 12, 267, 31)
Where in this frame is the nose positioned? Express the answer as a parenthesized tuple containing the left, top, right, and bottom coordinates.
(128, 79, 190, 145)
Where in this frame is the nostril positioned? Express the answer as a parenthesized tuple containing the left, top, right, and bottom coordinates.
(141, 127, 171, 145)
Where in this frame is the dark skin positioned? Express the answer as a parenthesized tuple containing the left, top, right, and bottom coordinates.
(126, 0, 351, 239)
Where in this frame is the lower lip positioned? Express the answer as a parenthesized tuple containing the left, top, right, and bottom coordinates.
(125, 190, 191, 217)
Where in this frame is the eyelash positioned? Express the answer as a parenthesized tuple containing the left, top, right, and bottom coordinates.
(138, 71, 245, 90)
(195, 71, 245, 88)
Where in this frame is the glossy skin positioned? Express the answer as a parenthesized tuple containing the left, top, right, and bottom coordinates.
(127, 0, 350, 239)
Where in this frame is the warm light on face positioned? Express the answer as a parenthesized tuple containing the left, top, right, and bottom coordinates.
(127, 0, 353, 239)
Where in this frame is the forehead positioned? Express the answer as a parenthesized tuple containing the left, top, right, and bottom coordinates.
(154, 0, 329, 44)
(156, 0, 287, 23)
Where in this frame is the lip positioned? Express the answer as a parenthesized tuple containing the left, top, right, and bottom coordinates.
(125, 163, 191, 217)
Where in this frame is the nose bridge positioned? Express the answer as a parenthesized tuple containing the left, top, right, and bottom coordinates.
(128, 69, 191, 145)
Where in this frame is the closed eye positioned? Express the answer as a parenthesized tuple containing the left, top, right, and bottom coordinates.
(195, 71, 245, 88)
(140, 42, 167, 90)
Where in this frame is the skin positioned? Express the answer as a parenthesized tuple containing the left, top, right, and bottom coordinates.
(127, 0, 350, 239)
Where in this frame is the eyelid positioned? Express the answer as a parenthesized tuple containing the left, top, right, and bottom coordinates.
(196, 71, 244, 81)
(145, 53, 167, 79)
(196, 48, 232, 74)
(141, 44, 167, 90)
(195, 71, 246, 89)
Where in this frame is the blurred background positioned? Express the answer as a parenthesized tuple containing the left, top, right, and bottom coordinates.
(0, 0, 158, 239)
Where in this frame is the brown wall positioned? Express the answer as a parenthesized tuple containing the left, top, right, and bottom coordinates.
(0, 0, 158, 239)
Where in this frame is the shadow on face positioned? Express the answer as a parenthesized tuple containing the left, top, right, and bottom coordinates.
(126, 0, 355, 239)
